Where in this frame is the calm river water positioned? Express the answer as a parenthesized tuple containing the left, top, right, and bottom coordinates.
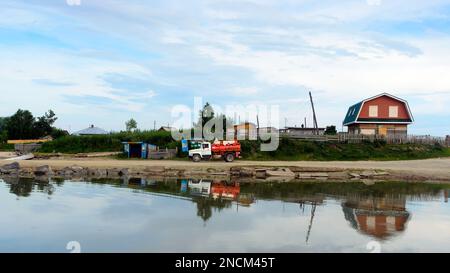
(0, 177, 449, 253)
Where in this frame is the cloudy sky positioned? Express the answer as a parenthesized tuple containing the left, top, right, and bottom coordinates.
(0, 0, 449, 135)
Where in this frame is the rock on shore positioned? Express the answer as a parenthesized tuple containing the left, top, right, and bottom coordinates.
(1, 161, 448, 183)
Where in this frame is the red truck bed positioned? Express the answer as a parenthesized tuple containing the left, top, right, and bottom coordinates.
(211, 141, 241, 155)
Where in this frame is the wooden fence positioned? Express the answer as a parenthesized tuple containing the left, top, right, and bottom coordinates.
(281, 133, 448, 146)
(14, 143, 42, 154)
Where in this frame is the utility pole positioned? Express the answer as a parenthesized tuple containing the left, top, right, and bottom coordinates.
(306, 202, 317, 243)
(256, 114, 260, 138)
(154, 120, 156, 131)
(309, 91, 319, 135)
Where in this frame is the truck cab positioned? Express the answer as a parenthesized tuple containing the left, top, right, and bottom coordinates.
(188, 141, 212, 162)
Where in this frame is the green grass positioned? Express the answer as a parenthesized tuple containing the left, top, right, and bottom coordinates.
(38, 131, 449, 161)
(0, 143, 14, 151)
(39, 131, 181, 154)
(241, 138, 450, 161)
(442, 147, 450, 157)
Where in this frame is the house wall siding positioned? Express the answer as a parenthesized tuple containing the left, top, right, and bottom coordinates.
(359, 96, 410, 120)
(348, 124, 408, 136)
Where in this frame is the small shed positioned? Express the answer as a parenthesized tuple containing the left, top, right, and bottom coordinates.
(122, 142, 154, 159)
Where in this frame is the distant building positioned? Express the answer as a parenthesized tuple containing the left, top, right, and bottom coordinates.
(226, 122, 257, 140)
(158, 126, 176, 132)
(72, 125, 108, 136)
(258, 127, 278, 134)
(343, 93, 414, 136)
(280, 127, 325, 136)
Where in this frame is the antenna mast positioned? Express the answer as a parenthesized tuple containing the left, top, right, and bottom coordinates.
(309, 91, 319, 135)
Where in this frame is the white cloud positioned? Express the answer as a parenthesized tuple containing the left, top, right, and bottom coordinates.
(66, 0, 81, 6)
(1, 0, 449, 134)
(0, 44, 157, 131)
(229, 87, 259, 96)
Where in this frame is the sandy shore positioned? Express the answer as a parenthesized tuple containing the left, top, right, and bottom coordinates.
(8, 157, 450, 182)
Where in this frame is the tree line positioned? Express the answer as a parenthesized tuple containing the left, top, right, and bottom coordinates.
(0, 109, 68, 143)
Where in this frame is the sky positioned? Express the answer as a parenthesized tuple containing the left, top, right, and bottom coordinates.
(0, 0, 449, 135)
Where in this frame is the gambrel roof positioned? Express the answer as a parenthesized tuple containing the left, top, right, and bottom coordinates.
(343, 93, 414, 126)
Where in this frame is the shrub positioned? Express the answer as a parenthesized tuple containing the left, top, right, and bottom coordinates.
(39, 130, 180, 154)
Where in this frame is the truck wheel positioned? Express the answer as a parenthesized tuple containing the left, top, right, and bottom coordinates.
(192, 154, 201, 162)
(224, 153, 235, 162)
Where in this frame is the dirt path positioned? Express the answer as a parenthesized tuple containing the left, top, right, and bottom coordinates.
(13, 157, 450, 178)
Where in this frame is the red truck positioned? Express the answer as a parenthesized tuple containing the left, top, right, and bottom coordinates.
(188, 140, 241, 162)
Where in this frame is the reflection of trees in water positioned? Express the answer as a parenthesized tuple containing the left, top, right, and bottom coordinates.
(192, 197, 233, 222)
(240, 182, 448, 202)
(9, 180, 34, 197)
(3, 178, 55, 197)
(3, 178, 447, 229)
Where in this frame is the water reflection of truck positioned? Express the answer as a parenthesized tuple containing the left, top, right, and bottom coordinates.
(187, 180, 212, 197)
(211, 182, 240, 200)
(184, 179, 255, 206)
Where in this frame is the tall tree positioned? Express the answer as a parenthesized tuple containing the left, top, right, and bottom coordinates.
(198, 103, 215, 128)
(0, 118, 7, 143)
(0, 117, 6, 131)
(193, 103, 236, 140)
(4, 110, 36, 139)
(325, 125, 337, 135)
(4, 109, 59, 140)
(0, 117, 6, 143)
(33, 110, 58, 137)
(125, 118, 138, 132)
(193, 103, 214, 139)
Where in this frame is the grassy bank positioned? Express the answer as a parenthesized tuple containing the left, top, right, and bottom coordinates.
(39, 132, 449, 161)
(0, 143, 14, 151)
(39, 131, 180, 154)
(241, 138, 450, 161)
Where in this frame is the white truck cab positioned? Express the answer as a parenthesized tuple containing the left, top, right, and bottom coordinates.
(188, 141, 212, 162)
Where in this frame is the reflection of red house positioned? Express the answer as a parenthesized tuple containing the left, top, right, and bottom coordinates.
(211, 182, 240, 200)
(343, 93, 414, 136)
(354, 213, 409, 239)
(342, 197, 410, 239)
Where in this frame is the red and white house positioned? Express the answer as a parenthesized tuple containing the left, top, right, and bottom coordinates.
(343, 93, 414, 136)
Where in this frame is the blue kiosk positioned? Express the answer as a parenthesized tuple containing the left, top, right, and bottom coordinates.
(122, 142, 149, 159)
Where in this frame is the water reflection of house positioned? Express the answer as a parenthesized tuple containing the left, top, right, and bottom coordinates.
(342, 196, 410, 240)
(237, 194, 255, 207)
